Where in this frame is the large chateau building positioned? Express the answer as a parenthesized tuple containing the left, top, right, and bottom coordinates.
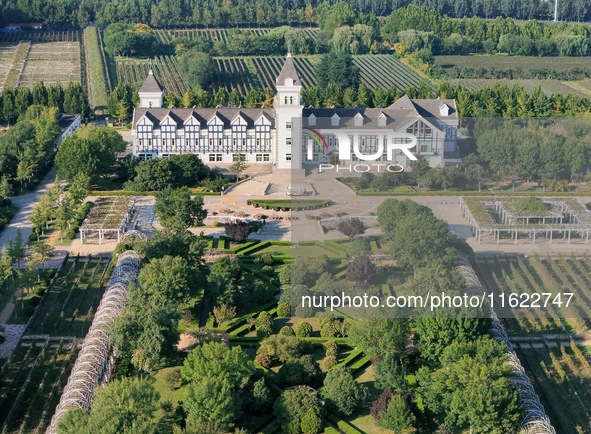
(131, 55, 459, 171)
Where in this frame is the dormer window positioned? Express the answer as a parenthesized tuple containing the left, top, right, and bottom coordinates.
(378, 113, 387, 127)
(440, 103, 450, 117)
(331, 114, 340, 127)
(354, 113, 364, 127)
(308, 114, 316, 127)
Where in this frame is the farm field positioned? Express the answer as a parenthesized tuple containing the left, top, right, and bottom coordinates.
(435, 55, 591, 73)
(477, 255, 591, 336)
(153, 27, 319, 45)
(478, 255, 591, 433)
(448, 78, 591, 96)
(83, 26, 110, 111)
(115, 54, 430, 95)
(0, 31, 82, 90)
(0, 340, 78, 434)
(514, 342, 591, 434)
(0, 254, 111, 433)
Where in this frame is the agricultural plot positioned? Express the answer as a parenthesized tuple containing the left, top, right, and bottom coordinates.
(0, 43, 18, 91)
(154, 27, 318, 45)
(515, 342, 591, 434)
(435, 55, 591, 73)
(115, 54, 430, 95)
(0, 30, 81, 44)
(27, 255, 111, 337)
(116, 56, 188, 95)
(477, 255, 591, 336)
(448, 78, 590, 97)
(0, 340, 78, 434)
(18, 41, 81, 87)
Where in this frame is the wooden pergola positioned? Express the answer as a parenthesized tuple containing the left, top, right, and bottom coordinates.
(79, 197, 135, 244)
(460, 197, 591, 245)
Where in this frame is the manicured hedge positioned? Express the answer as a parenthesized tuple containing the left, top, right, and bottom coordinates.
(247, 199, 334, 211)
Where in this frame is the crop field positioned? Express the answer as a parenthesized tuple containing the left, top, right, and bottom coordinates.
(26, 255, 111, 337)
(0, 31, 81, 90)
(116, 55, 188, 95)
(477, 255, 591, 433)
(448, 78, 591, 96)
(477, 255, 591, 336)
(435, 55, 591, 73)
(0, 30, 81, 44)
(154, 27, 318, 45)
(83, 26, 110, 110)
(115, 54, 430, 95)
(515, 342, 591, 434)
(0, 340, 78, 434)
(0, 43, 18, 91)
(19, 41, 81, 87)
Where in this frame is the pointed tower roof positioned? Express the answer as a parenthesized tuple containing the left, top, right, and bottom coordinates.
(139, 70, 164, 93)
(276, 53, 301, 87)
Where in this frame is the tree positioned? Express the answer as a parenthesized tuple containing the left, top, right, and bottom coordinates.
(224, 221, 256, 242)
(374, 355, 408, 392)
(255, 310, 274, 337)
(182, 378, 242, 431)
(8, 229, 26, 268)
(321, 366, 368, 416)
(300, 408, 322, 434)
(296, 321, 313, 337)
(154, 187, 207, 232)
(274, 388, 322, 434)
(229, 158, 249, 182)
(414, 317, 490, 361)
(278, 355, 321, 387)
(177, 50, 214, 88)
(377, 394, 416, 433)
(55, 126, 125, 183)
(257, 334, 308, 364)
(337, 217, 366, 240)
(248, 378, 273, 415)
(416, 337, 521, 432)
(315, 51, 360, 91)
(181, 342, 252, 388)
(346, 255, 377, 284)
(57, 377, 160, 434)
(138, 255, 197, 309)
(346, 318, 409, 359)
(212, 303, 236, 327)
(0, 175, 12, 206)
(30, 241, 53, 270)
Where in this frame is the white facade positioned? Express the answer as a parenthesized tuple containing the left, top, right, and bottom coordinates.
(131, 56, 459, 172)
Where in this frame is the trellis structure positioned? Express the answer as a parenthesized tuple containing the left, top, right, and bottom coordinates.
(46, 251, 141, 434)
(460, 197, 591, 244)
(456, 257, 556, 434)
(79, 197, 135, 244)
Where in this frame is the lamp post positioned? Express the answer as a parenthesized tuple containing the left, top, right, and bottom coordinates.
(554, 0, 558, 22)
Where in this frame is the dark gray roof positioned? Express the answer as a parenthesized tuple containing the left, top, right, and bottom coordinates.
(139, 70, 164, 93)
(388, 96, 457, 119)
(133, 107, 276, 129)
(303, 107, 430, 131)
(276, 53, 301, 87)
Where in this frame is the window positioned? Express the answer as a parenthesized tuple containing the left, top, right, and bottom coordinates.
(284, 96, 288, 105)
(289, 96, 293, 105)
(286, 121, 292, 129)
(286, 138, 292, 146)
(286, 154, 292, 161)
(256, 154, 270, 162)
(233, 153, 246, 162)
(209, 154, 222, 162)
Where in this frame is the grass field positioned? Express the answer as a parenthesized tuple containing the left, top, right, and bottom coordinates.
(114, 54, 431, 94)
(83, 26, 109, 111)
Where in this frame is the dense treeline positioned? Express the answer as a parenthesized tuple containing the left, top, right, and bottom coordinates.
(0, 82, 89, 124)
(0, 106, 61, 192)
(0, 0, 589, 31)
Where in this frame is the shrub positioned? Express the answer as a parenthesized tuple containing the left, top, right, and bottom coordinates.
(280, 326, 296, 336)
(324, 340, 338, 357)
(163, 369, 182, 390)
(278, 355, 322, 387)
(296, 321, 313, 338)
(212, 221, 221, 227)
(321, 356, 338, 371)
(255, 353, 272, 368)
(277, 302, 292, 318)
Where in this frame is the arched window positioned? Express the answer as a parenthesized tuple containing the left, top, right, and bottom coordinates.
(284, 96, 288, 105)
(290, 96, 293, 105)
